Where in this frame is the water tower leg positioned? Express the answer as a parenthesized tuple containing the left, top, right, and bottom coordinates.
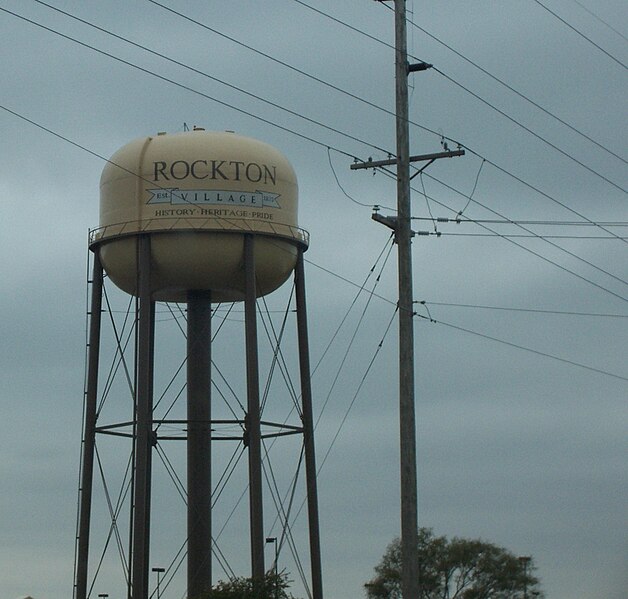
(295, 250, 324, 599)
(75, 253, 103, 599)
(244, 234, 265, 580)
(187, 290, 213, 596)
(131, 235, 155, 598)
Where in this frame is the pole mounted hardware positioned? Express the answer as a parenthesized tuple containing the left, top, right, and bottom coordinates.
(408, 61, 432, 73)
(372, 212, 399, 232)
(351, 149, 465, 171)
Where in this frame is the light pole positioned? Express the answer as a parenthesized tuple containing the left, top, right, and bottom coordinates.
(152, 566, 165, 599)
(518, 556, 531, 599)
(266, 537, 278, 597)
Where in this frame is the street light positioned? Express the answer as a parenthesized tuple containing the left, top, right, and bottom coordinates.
(518, 556, 531, 599)
(152, 566, 166, 599)
(266, 537, 278, 598)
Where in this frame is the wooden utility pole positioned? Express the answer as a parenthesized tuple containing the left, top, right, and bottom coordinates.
(354, 2, 463, 596)
(392, 3, 419, 596)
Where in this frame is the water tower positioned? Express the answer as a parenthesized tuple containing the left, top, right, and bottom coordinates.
(74, 129, 322, 599)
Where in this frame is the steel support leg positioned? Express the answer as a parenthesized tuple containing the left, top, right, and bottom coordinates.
(187, 290, 213, 596)
(295, 250, 324, 599)
(131, 235, 155, 599)
(244, 235, 265, 580)
(75, 253, 104, 599)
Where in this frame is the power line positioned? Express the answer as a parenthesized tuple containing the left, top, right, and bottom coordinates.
(417, 300, 628, 318)
(356, 160, 628, 300)
(422, 231, 627, 240)
(0, 6, 364, 161)
(432, 66, 627, 194)
(144, 0, 416, 138)
(443, 150, 628, 243)
(316, 305, 398, 474)
(296, 0, 627, 166)
(328, 148, 388, 209)
(148, 0, 628, 233)
(30, 0, 391, 158)
(567, 0, 628, 43)
(43, 92, 628, 384)
(358, 153, 628, 291)
(429, 316, 628, 382)
(407, 182, 628, 301)
(417, 172, 628, 294)
(148, 0, 627, 226)
(314, 237, 396, 429)
(413, 216, 628, 227)
(531, 0, 628, 69)
(4, 88, 624, 306)
(372, 0, 628, 191)
(3, 9, 624, 373)
(288, 0, 628, 234)
(424, 162, 628, 254)
(402, 14, 627, 165)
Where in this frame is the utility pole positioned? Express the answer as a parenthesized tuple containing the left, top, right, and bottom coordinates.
(390, 2, 418, 597)
(354, 2, 463, 596)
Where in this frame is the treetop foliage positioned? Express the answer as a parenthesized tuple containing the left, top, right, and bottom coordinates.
(365, 528, 543, 599)
(194, 571, 302, 599)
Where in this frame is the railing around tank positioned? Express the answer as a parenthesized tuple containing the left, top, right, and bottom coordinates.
(88, 216, 310, 248)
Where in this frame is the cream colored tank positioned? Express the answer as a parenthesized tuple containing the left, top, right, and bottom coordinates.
(92, 129, 308, 302)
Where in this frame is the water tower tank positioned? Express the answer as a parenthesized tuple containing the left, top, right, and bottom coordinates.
(92, 129, 308, 302)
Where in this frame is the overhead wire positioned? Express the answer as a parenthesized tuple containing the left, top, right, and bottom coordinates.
(431, 66, 627, 194)
(315, 304, 399, 475)
(409, 179, 628, 302)
(444, 148, 627, 243)
(417, 300, 628, 319)
(328, 147, 382, 208)
(149, 0, 628, 214)
(457, 159, 485, 217)
(419, 170, 628, 290)
(6, 1, 624, 248)
(423, 315, 628, 382)
(30, 0, 391, 157)
(413, 216, 628, 227)
(425, 231, 627, 240)
(4, 0, 624, 482)
(0, 7, 358, 159)
(314, 236, 396, 428)
(364, 155, 628, 298)
(143, 0, 415, 135)
(302, 0, 628, 190)
(399, 8, 627, 165)
(418, 172, 437, 231)
(5, 82, 625, 384)
(286, 0, 628, 244)
(567, 0, 628, 43)
(531, 0, 628, 69)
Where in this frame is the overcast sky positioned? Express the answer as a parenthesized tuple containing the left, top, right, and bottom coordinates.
(0, 1, 626, 598)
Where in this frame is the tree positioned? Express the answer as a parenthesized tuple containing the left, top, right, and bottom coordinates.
(365, 528, 543, 599)
(194, 571, 303, 599)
